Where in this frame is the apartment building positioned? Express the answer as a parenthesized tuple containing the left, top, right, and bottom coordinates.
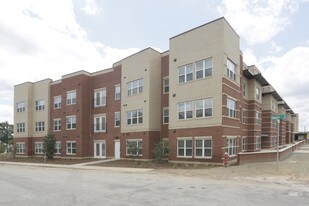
(14, 17, 299, 163)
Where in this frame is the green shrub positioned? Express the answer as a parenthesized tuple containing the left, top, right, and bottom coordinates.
(44, 132, 56, 159)
(154, 140, 169, 163)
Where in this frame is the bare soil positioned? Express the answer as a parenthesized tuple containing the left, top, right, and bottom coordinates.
(0, 156, 97, 165)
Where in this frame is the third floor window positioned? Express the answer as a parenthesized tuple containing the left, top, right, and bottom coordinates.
(227, 59, 236, 81)
(115, 85, 121, 100)
(195, 58, 212, 79)
(94, 89, 106, 107)
(127, 79, 143, 96)
(67, 91, 76, 105)
(16, 102, 25, 112)
(178, 63, 193, 83)
(54, 96, 61, 109)
(35, 100, 45, 111)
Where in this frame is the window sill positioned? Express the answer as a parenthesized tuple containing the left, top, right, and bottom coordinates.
(176, 156, 192, 158)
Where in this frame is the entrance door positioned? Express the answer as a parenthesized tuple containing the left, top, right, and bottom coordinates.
(114, 140, 120, 159)
(94, 141, 106, 158)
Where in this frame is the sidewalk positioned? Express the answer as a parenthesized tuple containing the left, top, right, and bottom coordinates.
(293, 143, 309, 154)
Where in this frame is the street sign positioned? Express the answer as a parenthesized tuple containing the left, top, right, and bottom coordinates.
(271, 114, 286, 120)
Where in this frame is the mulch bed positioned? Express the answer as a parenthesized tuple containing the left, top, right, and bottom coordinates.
(0, 157, 97, 165)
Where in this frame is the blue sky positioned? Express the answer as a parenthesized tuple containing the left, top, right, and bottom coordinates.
(0, 0, 308, 131)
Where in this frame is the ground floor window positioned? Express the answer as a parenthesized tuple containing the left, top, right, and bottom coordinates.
(55, 142, 61, 154)
(35, 142, 44, 154)
(66, 142, 76, 155)
(256, 136, 261, 150)
(195, 137, 212, 158)
(126, 139, 143, 156)
(242, 137, 247, 151)
(177, 138, 193, 157)
(227, 137, 237, 156)
(16, 143, 25, 154)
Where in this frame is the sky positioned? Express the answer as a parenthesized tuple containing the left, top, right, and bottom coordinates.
(0, 0, 308, 131)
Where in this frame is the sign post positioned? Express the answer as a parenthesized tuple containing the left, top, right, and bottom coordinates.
(271, 114, 286, 172)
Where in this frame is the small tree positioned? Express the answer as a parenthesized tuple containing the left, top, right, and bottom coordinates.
(154, 140, 169, 163)
(43, 132, 56, 159)
(127, 141, 139, 159)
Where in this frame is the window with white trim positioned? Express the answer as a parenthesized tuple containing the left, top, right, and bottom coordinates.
(66, 142, 76, 155)
(127, 79, 143, 96)
(67, 91, 76, 105)
(163, 78, 169, 93)
(242, 137, 247, 151)
(195, 98, 213, 118)
(16, 143, 25, 154)
(242, 109, 247, 123)
(256, 111, 261, 124)
(94, 88, 106, 107)
(35, 142, 44, 154)
(243, 83, 247, 97)
(126, 139, 143, 156)
(126, 110, 143, 125)
(178, 63, 193, 83)
(195, 58, 212, 79)
(66, 116, 76, 130)
(35, 121, 45, 132)
(163, 108, 169, 124)
(195, 138, 212, 158)
(16, 123, 25, 133)
(256, 136, 261, 150)
(53, 119, 61, 131)
(177, 138, 193, 157)
(256, 87, 261, 101)
(227, 138, 237, 156)
(54, 96, 61, 109)
(16, 102, 25, 112)
(55, 142, 61, 154)
(227, 59, 236, 80)
(115, 85, 121, 100)
(115, 112, 120, 127)
(178, 101, 193, 120)
(227, 98, 236, 118)
(94, 115, 106, 133)
(35, 100, 45, 111)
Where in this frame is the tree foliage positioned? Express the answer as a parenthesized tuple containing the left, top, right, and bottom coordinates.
(127, 141, 139, 159)
(43, 132, 56, 159)
(0, 122, 13, 144)
(153, 140, 169, 162)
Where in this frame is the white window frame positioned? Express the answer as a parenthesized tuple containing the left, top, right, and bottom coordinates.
(256, 87, 261, 101)
(114, 112, 120, 127)
(94, 114, 106, 133)
(242, 137, 247, 151)
(194, 137, 212, 158)
(177, 138, 193, 157)
(126, 139, 143, 156)
(55, 141, 61, 154)
(16, 102, 25, 113)
(242, 109, 247, 124)
(66, 90, 76, 105)
(178, 63, 193, 83)
(195, 98, 213, 118)
(243, 83, 247, 97)
(256, 111, 261, 124)
(256, 136, 261, 150)
(94, 88, 106, 107)
(227, 137, 237, 156)
(66, 115, 76, 130)
(163, 77, 169, 94)
(127, 79, 143, 96)
(115, 85, 121, 100)
(195, 57, 212, 80)
(35, 121, 45, 132)
(35, 99, 45, 111)
(16, 142, 25, 154)
(163, 107, 169, 124)
(54, 96, 61, 109)
(227, 98, 236, 118)
(126, 110, 143, 125)
(227, 58, 236, 81)
(177, 101, 193, 120)
(53, 118, 61, 131)
(66, 141, 76, 155)
(35, 142, 44, 154)
(16, 123, 25, 133)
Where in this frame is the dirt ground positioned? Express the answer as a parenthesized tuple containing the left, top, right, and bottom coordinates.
(0, 156, 96, 165)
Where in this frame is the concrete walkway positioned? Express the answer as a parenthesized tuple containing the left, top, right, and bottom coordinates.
(293, 143, 309, 154)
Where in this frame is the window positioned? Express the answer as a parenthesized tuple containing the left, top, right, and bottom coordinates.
(126, 110, 143, 125)
(94, 89, 106, 107)
(227, 59, 236, 80)
(195, 58, 212, 79)
(177, 139, 193, 157)
(115, 85, 121, 100)
(16, 102, 25, 112)
(256, 112, 261, 124)
(67, 91, 76, 105)
(178, 63, 193, 83)
(126, 140, 143, 156)
(256, 87, 261, 100)
(195, 98, 213, 118)
(163, 78, 169, 93)
(66, 116, 76, 130)
(55, 142, 61, 154)
(256, 137, 261, 150)
(16, 123, 25, 133)
(243, 83, 247, 97)
(163, 108, 169, 124)
(227, 138, 237, 156)
(227, 98, 236, 118)
(54, 96, 61, 109)
(35, 100, 45, 111)
(127, 79, 143, 96)
(242, 110, 247, 123)
(35, 121, 45, 132)
(94, 115, 106, 132)
(53, 119, 61, 131)
(195, 138, 212, 158)
(178, 101, 193, 120)
(16, 143, 25, 154)
(66, 142, 76, 155)
(35, 142, 44, 154)
(115, 112, 120, 127)
(242, 137, 247, 151)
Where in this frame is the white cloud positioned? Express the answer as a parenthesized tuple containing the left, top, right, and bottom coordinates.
(269, 42, 283, 54)
(217, 0, 300, 45)
(81, 0, 101, 16)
